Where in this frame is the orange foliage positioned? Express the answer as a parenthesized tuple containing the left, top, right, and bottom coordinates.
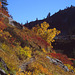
(28, 62, 53, 75)
(0, 8, 10, 17)
(0, 2, 2, 6)
(0, 21, 7, 30)
(0, 16, 7, 31)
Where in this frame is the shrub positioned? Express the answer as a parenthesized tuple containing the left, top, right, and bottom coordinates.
(0, 43, 19, 72)
(14, 46, 32, 60)
(32, 22, 60, 48)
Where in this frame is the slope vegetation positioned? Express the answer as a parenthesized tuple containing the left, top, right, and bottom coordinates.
(0, 11, 75, 75)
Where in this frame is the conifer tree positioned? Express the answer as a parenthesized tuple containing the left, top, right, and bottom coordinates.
(47, 12, 50, 18)
(2, 0, 8, 11)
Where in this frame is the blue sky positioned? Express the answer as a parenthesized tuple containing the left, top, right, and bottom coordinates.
(7, 0, 75, 24)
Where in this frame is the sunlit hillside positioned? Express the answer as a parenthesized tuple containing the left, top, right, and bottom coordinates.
(0, 9, 75, 75)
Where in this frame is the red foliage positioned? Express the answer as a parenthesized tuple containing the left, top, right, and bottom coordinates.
(36, 37, 50, 46)
(1, 8, 10, 17)
(31, 35, 50, 49)
(0, 22, 7, 30)
(47, 53, 73, 65)
(9, 37, 16, 43)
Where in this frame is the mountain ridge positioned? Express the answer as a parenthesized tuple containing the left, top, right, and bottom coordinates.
(24, 6, 75, 35)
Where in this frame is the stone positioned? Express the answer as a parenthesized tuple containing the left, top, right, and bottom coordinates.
(0, 57, 8, 70)
(0, 68, 6, 75)
(20, 57, 35, 71)
(46, 56, 70, 72)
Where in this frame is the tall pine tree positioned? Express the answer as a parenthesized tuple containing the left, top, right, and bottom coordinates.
(2, 0, 8, 11)
(47, 12, 50, 18)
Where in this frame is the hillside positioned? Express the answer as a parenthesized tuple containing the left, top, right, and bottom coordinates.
(0, 9, 75, 75)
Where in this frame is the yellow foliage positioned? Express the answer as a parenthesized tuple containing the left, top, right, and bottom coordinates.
(0, 48, 19, 71)
(15, 46, 32, 59)
(42, 48, 47, 53)
(74, 68, 75, 73)
(0, 43, 32, 74)
(23, 46, 32, 58)
(28, 62, 53, 75)
(16, 68, 32, 75)
(36, 22, 60, 48)
(1, 43, 11, 53)
(0, 31, 12, 41)
(64, 64, 74, 70)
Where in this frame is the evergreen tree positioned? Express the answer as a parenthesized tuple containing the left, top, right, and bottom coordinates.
(2, 0, 8, 11)
(47, 12, 50, 18)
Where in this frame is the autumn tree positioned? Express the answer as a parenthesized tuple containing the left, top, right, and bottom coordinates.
(35, 22, 60, 48)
